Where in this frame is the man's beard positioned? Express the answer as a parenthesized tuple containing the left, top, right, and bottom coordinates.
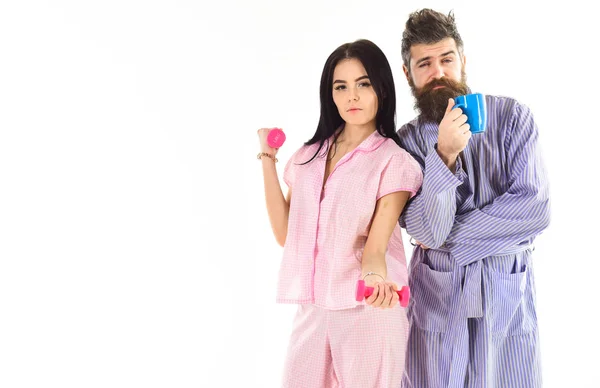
(409, 71, 470, 123)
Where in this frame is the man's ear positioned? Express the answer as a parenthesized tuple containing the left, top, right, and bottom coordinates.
(402, 64, 410, 83)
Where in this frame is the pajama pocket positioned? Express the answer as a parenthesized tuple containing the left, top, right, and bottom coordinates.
(410, 263, 454, 333)
(490, 265, 536, 336)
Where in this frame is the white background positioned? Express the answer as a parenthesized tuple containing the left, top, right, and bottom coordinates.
(0, 1, 597, 387)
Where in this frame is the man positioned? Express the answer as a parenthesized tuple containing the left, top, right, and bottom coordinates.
(397, 9, 550, 388)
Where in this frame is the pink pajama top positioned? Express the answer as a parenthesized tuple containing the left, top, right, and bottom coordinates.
(277, 130, 423, 309)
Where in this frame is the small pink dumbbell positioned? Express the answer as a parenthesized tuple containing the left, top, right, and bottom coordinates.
(355, 279, 410, 308)
(267, 128, 286, 148)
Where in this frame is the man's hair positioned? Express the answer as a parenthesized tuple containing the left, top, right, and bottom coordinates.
(401, 9, 464, 72)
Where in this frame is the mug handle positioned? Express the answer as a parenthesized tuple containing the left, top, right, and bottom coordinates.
(453, 102, 466, 111)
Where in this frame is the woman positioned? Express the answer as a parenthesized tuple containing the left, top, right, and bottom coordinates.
(257, 39, 422, 387)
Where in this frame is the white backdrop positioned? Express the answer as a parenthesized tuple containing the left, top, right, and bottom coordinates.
(0, 1, 596, 387)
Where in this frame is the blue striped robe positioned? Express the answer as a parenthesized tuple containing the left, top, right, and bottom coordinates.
(398, 95, 550, 388)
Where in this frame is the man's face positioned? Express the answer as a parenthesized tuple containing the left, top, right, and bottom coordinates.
(403, 38, 469, 123)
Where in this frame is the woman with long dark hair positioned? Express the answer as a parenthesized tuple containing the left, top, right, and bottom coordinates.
(257, 39, 422, 387)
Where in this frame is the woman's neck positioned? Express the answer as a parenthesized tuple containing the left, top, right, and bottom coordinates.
(337, 122, 376, 145)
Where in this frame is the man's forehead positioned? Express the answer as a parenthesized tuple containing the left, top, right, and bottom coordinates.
(410, 38, 458, 61)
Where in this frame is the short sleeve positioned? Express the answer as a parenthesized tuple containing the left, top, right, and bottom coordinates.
(283, 147, 304, 188)
(377, 152, 424, 200)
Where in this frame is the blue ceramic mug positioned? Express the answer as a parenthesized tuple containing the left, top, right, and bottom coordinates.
(454, 93, 487, 134)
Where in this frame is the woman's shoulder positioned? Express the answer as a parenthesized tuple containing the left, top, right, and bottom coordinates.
(377, 138, 416, 161)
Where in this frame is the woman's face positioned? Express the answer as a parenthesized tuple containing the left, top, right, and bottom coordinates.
(331, 58, 378, 127)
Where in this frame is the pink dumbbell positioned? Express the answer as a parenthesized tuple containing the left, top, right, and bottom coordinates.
(267, 128, 286, 148)
(355, 279, 410, 308)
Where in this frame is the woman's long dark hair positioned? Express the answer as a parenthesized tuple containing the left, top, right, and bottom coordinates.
(302, 39, 401, 164)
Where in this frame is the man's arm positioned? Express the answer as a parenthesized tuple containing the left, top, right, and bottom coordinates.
(400, 147, 465, 248)
(400, 99, 471, 248)
(446, 102, 551, 266)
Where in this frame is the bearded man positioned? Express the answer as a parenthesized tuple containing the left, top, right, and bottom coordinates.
(396, 9, 551, 388)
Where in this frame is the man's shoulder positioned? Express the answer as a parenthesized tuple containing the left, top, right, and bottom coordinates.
(485, 94, 530, 113)
(484, 94, 537, 132)
(396, 117, 419, 136)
